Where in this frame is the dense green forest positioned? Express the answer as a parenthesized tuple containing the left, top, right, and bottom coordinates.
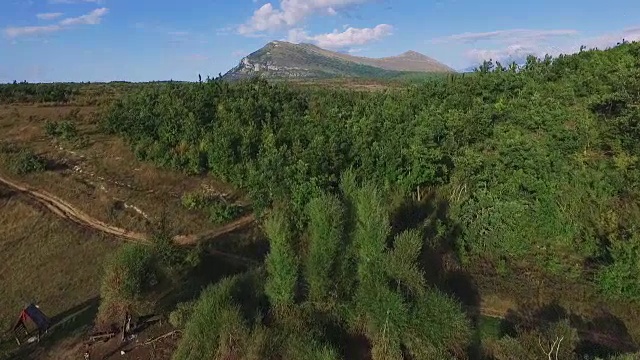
(97, 42, 639, 359)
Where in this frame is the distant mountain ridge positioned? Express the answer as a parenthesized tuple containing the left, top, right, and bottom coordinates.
(223, 41, 455, 80)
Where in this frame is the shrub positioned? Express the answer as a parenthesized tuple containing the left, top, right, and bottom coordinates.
(58, 120, 78, 140)
(43, 120, 58, 137)
(181, 191, 245, 225)
(597, 233, 640, 300)
(181, 191, 207, 210)
(305, 193, 344, 305)
(9, 150, 45, 175)
(150, 224, 202, 275)
(264, 209, 298, 308)
(282, 332, 340, 360)
(0, 141, 19, 155)
(168, 301, 196, 329)
(152, 230, 185, 270)
(0, 82, 77, 103)
(207, 201, 245, 225)
(43, 120, 78, 141)
(174, 183, 471, 359)
(489, 319, 578, 360)
(172, 275, 253, 360)
(97, 244, 158, 325)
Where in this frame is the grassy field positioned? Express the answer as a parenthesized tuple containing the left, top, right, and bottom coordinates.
(0, 187, 119, 337)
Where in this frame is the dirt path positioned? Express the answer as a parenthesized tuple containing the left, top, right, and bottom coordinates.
(0, 175, 150, 243)
(0, 174, 255, 247)
(173, 215, 256, 245)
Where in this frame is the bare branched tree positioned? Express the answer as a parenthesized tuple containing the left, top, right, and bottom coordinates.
(538, 336, 564, 360)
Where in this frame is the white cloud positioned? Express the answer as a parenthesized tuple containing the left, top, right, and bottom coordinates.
(59, 7, 108, 26)
(287, 24, 393, 50)
(36, 12, 64, 20)
(583, 26, 640, 50)
(4, 7, 108, 38)
(347, 47, 366, 54)
(239, 0, 369, 35)
(432, 29, 579, 44)
(287, 27, 309, 43)
(464, 26, 640, 65)
(4, 25, 62, 38)
(466, 44, 558, 64)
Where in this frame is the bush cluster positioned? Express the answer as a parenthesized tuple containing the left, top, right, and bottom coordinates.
(44, 120, 78, 141)
(8, 150, 46, 175)
(97, 244, 158, 325)
(181, 191, 245, 225)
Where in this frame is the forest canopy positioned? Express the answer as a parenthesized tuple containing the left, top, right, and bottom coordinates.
(100, 42, 640, 359)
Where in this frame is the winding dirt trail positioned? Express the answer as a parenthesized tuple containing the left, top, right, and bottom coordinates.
(173, 215, 256, 245)
(1, 174, 637, 352)
(0, 174, 255, 247)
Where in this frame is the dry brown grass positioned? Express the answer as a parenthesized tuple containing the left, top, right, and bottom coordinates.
(0, 188, 119, 331)
(0, 104, 241, 237)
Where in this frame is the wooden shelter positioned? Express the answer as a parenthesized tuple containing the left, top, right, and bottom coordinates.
(12, 304, 51, 345)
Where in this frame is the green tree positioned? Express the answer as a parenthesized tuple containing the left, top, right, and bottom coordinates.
(97, 244, 158, 324)
(264, 209, 299, 308)
(305, 193, 344, 305)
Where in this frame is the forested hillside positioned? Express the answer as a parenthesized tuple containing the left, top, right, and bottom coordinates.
(101, 42, 640, 359)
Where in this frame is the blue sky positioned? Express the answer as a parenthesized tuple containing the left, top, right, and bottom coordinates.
(1, 0, 639, 82)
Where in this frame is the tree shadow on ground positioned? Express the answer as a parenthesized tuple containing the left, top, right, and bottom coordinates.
(390, 191, 483, 358)
(44, 158, 70, 172)
(500, 300, 638, 357)
(0, 189, 13, 202)
(390, 192, 480, 309)
(154, 224, 267, 313)
(571, 311, 638, 357)
(390, 190, 640, 359)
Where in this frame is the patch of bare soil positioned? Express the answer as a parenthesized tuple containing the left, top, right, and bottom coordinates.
(31, 323, 180, 360)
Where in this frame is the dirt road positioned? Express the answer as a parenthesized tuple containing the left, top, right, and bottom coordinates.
(0, 174, 255, 247)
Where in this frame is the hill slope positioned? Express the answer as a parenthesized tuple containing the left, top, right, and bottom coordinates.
(223, 41, 454, 80)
